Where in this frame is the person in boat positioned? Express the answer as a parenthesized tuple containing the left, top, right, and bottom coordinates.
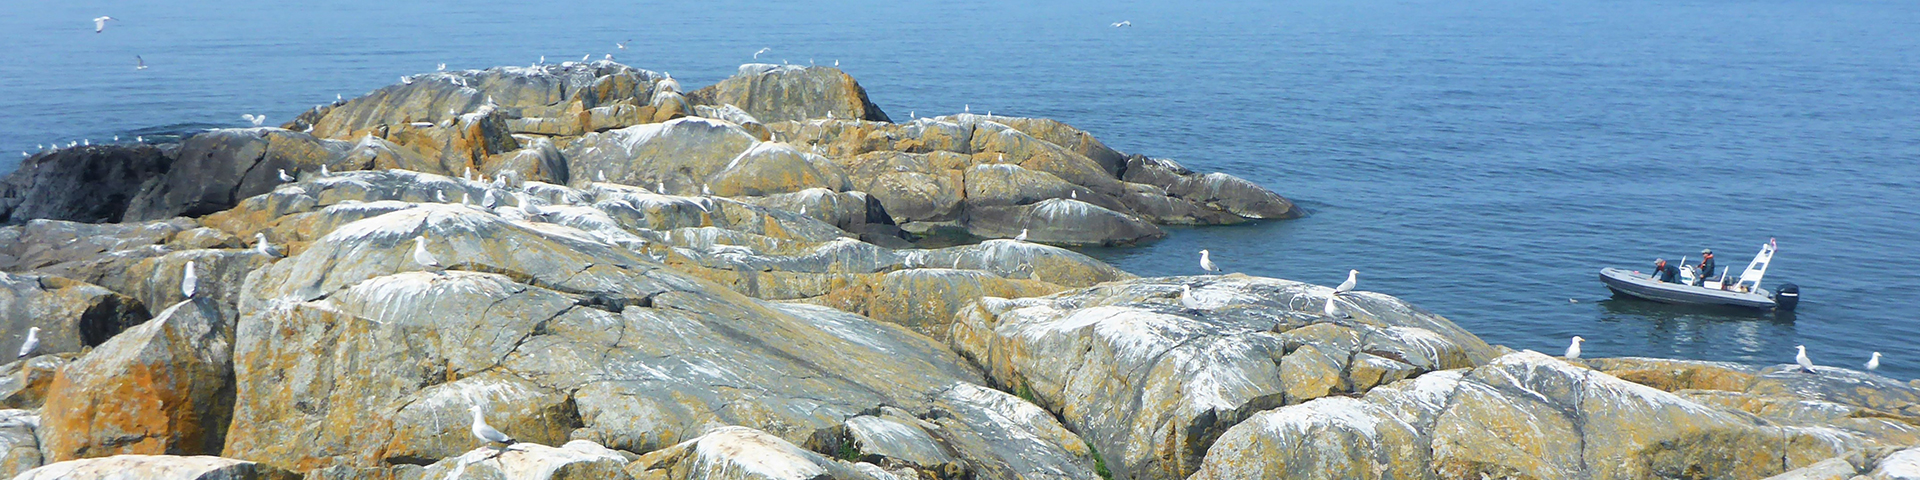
(1651, 258, 1680, 283)
(1695, 248, 1715, 286)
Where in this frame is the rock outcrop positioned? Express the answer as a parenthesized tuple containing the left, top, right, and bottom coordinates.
(689, 64, 891, 123)
(1192, 351, 1913, 480)
(950, 275, 1497, 480)
(40, 297, 237, 461)
(13, 454, 294, 480)
(1, 272, 150, 356)
(0, 145, 172, 224)
(0, 409, 42, 478)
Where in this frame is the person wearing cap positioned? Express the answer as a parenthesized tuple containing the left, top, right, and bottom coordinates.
(1651, 258, 1680, 283)
(1695, 248, 1716, 286)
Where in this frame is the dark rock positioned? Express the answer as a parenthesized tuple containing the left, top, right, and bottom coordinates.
(0, 145, 172, 224)
(1, 273, 151, 356)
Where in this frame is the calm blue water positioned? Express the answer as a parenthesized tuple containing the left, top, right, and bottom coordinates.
(4, 0, 1918, 378)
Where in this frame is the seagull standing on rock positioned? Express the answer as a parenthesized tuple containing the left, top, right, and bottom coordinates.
(278, 169, 296, 183)
(255, 233, 283, 258)
(16, 327, 40, 359)
(469, 405, 517, 452)
(1335, 269, 1358, 295)
(1566, 336, 1585, 359)
(1867, 352, 1882, 371)
(1323, 296, 1348, 318)
(481, 190, 498, 209)
(1180, 284, 1203, 311)
(412, 236, 441, 270)
(1199, 249, 1220, 273)
(1014, 229, 1029, 242)
(1795, 345, 1817, 374)
(181, 261, 198, 299)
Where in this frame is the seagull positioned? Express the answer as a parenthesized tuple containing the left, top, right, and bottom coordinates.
(481, 190, 498, 208)
(617, 41, 627, 50)
(604, 53, 613, 61)
(461, 192, 472, 205)
(1334, 270, 1358, 295)
(539, 55, 545, 65)
(834, 59, 840, 66)
(437, 63, 447, 71)
(1566, 336, 1585, 359)
(16, 327, 40, 359)
(468, 405, 517, 450)
(435, 190, 447, 203)
(242, 114, 265, 127)
(596, 170, 606, 182)
(701, 184, 711, 195)
(1323, 296, 1349, 318)
(135, 55, 147, 70)
(656, 181, 666, 193)
(464, 167, 473, 181)
(255, 233, 283, 258)
(1569, 298, 1579, 303)
(1014, 229, 1029, 242)
(181, 261, 198, 298)
(401, 76, 413, 85)
(1867, 352, 1881, 371)
(1199, 249, 1220, 273)
(581, 54, 590, 62)
(1795, 345, 1817, 374)
(412, 236, 440, 269)
(517, 192, 541, 217)
(1179, 284, 1203, 311)
(1112, 20, 1132, 27)
(135, 136, 143, 142)
(83, 139, 90, 146)
(753, 47, 772, 59)
(965, 104, 971, 113)
(336, 93, 344, 103)
(1070, 191, 1077, 199)
(93, 16, 115, 33)
(278, 169, 295, 182)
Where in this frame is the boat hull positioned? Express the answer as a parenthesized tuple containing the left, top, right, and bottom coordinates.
(1599, 268, 1776, 310)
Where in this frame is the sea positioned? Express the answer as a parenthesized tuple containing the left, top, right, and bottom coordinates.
(3, 0, 1917, 378)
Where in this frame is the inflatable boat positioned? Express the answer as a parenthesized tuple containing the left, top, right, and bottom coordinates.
(1599, 239, 1798, 311)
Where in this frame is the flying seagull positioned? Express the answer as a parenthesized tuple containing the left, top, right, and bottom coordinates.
(94, 16, 115, 33)
(1566, 336, 1585, 359)
(255, 233, 283, 258)
(1112, 21, 1133, 27)
(1199, 249, 1219, 273)
(181, 261, 198, 298)
(1867, 352, 1882, 371)
(468, 405, 517, 451)
(1795, 345, 1817, 374)
(16, 327, 40, 359)
(617, 41, 627, 50)
(437, 63, 446, 71)
(242, 114, 265, 127)
(278, 169, 295, 182)
(135, 55, 148, 70)
(1014, 229, 1029, 242)
(753, 47, 771, 59)
(412, 236, 441, 269)
(1335, 269, 1358, 295)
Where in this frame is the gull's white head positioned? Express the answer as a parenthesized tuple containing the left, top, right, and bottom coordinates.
(1572, 336, 1584, 343)
(1796, 345, 1806, 353)
(27, 327, 39, 334)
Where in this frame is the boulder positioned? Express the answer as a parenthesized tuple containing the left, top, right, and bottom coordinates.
(0, 354, 74, 408)
(949, 275, 1496, 480)
(40, 297, 236, 460)
(628, 426, 874, 480)
(1121, 156, 1301, 220)
(918, 383, 1104, 480)
(1, 273, 151, 356)
(214, 204, 1094, 474)
(99, 248, 275, 323)
(706, 142, 851, 196)
(1585, 356, 1760, 392)
(966, 199, 1165, 246)
(124, 129, 347, 221)
(416, 440, 632, 480)
(1195, 351, 1894, 480)
(13, 454, 294, 480)
(689, 64, 890, 123)
(1, 409, 42, 478)
(560, 117, 760, 193)
(0, 218, 198, 283)
(0, 145, 172, 224)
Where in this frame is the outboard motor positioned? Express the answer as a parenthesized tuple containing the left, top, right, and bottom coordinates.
(1774, 283, 1800, 311)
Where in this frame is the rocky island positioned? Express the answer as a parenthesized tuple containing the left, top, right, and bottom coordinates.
(0, 62, 1915, 480)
